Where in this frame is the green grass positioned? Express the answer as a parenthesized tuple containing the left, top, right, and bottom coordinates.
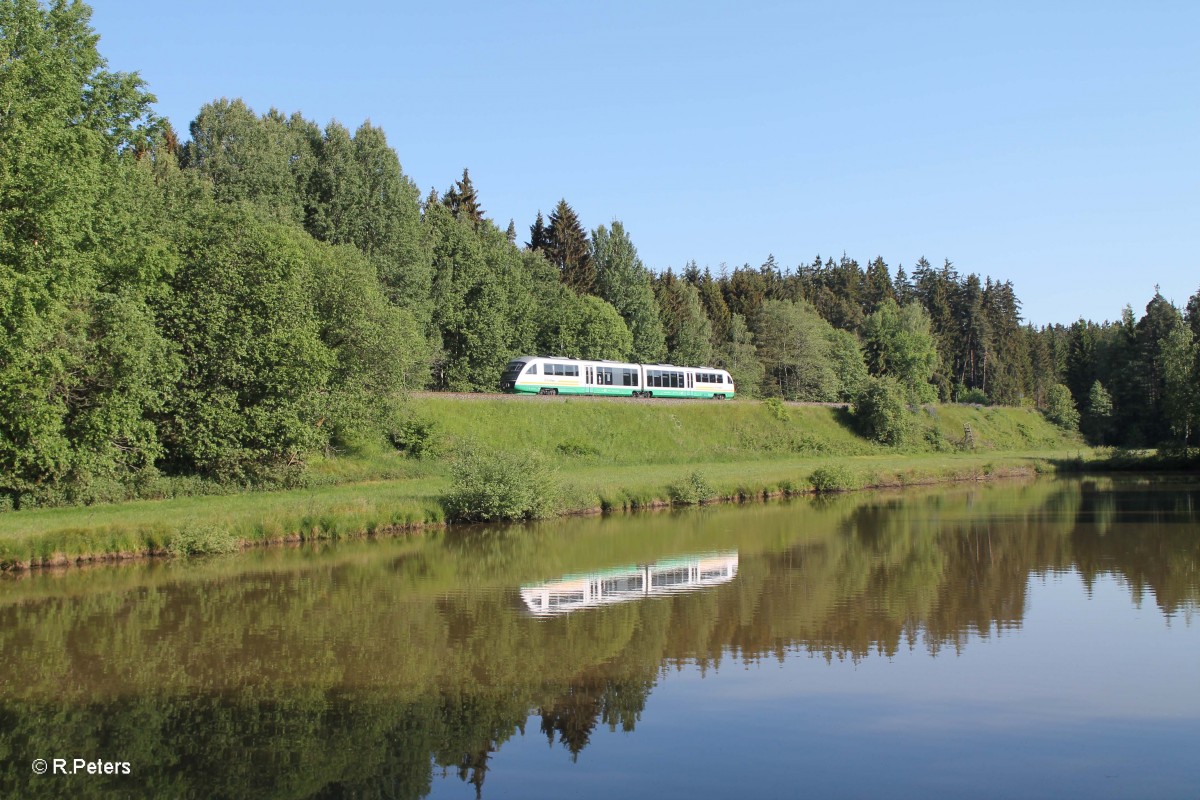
(0, 397, 1087, 569)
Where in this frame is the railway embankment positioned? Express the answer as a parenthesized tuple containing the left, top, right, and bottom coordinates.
(0, 396, 1086, 570)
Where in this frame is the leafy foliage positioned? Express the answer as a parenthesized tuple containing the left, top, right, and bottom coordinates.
(1, 0, 1193, 511)
(752, 299, 839, 401)
(440, 447, 558, 522)
(854, 377, 912, 446)
(592, 222, 667, 362)
(808, 464, 858, 492)
(667, 471, 715, 505)
(861, 300, 939, 404)
(1043, 384, 1080, 431)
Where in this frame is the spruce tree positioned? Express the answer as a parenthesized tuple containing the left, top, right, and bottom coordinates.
(591, 222, 667, 362)
(863, 256, 895, 316)
(527, 211, 548, 252)
(655, 271, 713, 365)
(443, 168, 484, 227)
(546, 199, 594, 293)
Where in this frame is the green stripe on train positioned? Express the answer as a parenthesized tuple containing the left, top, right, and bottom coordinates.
(512, 383, 733, 399)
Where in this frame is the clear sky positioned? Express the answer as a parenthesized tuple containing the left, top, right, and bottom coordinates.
(87, 0, 1198, 327)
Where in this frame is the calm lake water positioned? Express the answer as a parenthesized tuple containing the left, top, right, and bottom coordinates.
(1, 476, 1197, 799)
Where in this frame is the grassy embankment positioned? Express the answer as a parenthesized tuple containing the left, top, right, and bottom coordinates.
(0, 396, 1086, 569)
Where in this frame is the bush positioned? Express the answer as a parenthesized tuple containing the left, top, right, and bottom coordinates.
(168, 524, 239, 556)
(387, 410, 443, 459)
(762, 397, 790, 421)
(808, 465, 857, 493)
(668, 471, 714, 505)
(958, 387, 990, 405)
(854, 376, 911, 446)
(440, 447, 558, 523)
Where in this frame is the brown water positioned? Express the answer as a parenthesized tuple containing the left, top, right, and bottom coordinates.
(0, 476, 1197, 799)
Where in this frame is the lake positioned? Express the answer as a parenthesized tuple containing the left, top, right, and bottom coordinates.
(1, 476, 1197, 799)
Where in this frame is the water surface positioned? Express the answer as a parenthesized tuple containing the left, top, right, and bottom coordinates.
(1, 476, 1197, 798)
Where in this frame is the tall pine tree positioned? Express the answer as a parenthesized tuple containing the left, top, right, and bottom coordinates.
(545, 199, 593, 294)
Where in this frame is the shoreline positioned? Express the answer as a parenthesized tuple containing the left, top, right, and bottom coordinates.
(0, 453, 1073, 573)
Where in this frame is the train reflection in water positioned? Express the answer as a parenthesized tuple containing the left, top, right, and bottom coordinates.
(520, 552, 739, 617)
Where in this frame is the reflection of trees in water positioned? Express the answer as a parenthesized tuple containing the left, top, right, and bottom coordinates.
(0, 478, 1197, 798)
(1070, 479, 1200, 615)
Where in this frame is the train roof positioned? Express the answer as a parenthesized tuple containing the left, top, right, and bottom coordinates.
(511, 355, 730, 372)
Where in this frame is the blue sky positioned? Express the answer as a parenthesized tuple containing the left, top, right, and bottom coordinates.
(88, 1, 1198, 326)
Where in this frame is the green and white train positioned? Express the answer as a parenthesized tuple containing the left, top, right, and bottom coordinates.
(499, 356, 735, 399)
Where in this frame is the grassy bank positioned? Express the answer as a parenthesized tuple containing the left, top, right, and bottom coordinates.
(0, 397, 1086, 569)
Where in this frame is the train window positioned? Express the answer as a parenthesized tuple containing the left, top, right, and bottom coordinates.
(567, 364, 579, 377)
(527, 363, 538, 374)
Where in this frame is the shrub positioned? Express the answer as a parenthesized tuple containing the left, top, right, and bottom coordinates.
(668, 471, 715, 505)
(808, 465, 857, 493)
(854, 376, 911, 446)
(762, 396, 790, 421)
(168, 524, 239, 556)
(387, 409, 443, 459)
(958, 388, 990, 405)
(440, 447, 558, 523)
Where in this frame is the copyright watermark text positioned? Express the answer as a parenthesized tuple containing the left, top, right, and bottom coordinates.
(32, 758, 131, 776)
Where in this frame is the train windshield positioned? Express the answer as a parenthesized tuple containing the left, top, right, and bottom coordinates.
(501, 361, 526, 381)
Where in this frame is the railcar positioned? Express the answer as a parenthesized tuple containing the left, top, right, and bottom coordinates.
(499, 355, 735, 399)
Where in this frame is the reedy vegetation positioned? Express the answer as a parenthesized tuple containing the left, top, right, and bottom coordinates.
(2, 0, 1197, 511)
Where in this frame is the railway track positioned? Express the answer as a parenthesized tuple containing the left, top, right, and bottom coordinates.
(410, 391, 849, 408)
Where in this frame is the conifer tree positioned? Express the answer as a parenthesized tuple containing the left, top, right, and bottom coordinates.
(863, 256, 895, 316)
(591, 222, 667, 362)
(893, 264, 912, 305)
(443, 168, 484, 227)
(655, 271, 713, 365)
(545, 199, 594, 293)
(527, 211, 548, 252)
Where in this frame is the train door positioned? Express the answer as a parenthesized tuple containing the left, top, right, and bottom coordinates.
(686, 371, 694, 396)
(585, 365, 594, 394)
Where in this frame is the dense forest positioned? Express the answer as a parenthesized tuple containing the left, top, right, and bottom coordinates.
(2, 1, 1198, 508)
